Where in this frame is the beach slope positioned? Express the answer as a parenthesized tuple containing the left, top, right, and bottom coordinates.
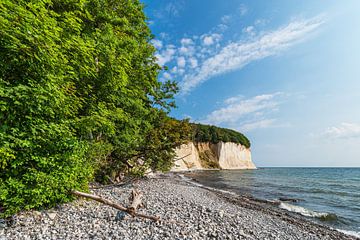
(2, 175, 356, 239)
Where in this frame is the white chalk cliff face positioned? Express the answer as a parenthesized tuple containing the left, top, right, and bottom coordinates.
(171, 142, 256, 171)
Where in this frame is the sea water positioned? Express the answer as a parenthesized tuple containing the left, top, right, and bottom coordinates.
(185, 168, 360, 237)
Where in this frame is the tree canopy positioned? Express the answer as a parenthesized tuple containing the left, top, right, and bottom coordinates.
(0, 0, 249, 218)
(192, 123, 251, 148)
(0, 0, 190, 217)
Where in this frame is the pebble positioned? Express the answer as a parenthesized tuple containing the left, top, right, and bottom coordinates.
(2, 175, 355, 240)
(47, 212, 57, 220)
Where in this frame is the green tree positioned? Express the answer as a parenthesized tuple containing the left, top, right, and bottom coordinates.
(0, 0, 180, 217)
(0, 0, 93, 217)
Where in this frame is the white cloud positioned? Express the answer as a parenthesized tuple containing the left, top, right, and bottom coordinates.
(203, 93, 281, 125)
(320, 123, 360, 139)
(177, 57, 186, 68)
(240, 119, 276, 132)
(217, 24, 228, 31)
(155, 45, 176, 66)
(239, 4, 248, 16)
(171, 66, 178, 73)
(221, 15, 231, 23)
(202, 33, 222, 46)
(179, 45, 195, 56)
(189, 58, 198, 68)
(203, 36, 214, 45)
(151, 39, 163, 49)
(181, 38, 193, 45)
(159, 32, 169, 40)
(153, 1, 184, 22)
(223, 95, 244, 105)
(164, 1, 183, 17)
(242, 26, 256, 36)
(255, 18, 268, 26)
(163, 72, 171, 79)
(178, 68, 185, 75)
(180, 15, 325, 93)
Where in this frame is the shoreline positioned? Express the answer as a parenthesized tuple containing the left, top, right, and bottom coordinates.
(2, 174, 358, 239)
(175, 173, 359, 239)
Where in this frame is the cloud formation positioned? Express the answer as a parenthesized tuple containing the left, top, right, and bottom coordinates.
(241, 119, 276, 132)
(151, 39, 163, 49)
(153, 1, 184, 19)
(180, 16, 325, 93)
(155, 45, 176, 66)
(201, 33, 222, 46)
(200, 93, 284, 132)
(152, 12, 325, 93)
(320, 123, 360, 139)
(238, 4, 248, 16)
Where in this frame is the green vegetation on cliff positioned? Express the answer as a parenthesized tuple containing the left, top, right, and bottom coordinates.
(192, 123, 251, 148)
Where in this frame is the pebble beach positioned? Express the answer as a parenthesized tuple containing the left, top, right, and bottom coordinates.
(1, 174, 357, 240)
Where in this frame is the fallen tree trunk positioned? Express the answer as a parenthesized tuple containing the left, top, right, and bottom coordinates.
(71, 190, 159, 221)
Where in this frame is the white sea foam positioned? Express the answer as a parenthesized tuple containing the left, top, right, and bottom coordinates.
(337, 229, 360, 238)
(279, 202, 330, 218)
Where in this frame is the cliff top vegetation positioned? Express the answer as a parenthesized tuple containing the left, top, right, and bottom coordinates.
(192, 123, 251, 148)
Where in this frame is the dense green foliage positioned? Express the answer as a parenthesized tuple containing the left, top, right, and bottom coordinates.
(0, 0, 190, 217)
(192, 123, 251, 148)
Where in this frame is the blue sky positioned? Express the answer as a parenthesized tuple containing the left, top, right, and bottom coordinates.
(143, 0, 360, 167)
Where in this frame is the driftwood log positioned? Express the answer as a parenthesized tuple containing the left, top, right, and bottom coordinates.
(71, 190, 159, 221)
(128, 190, 143, 215)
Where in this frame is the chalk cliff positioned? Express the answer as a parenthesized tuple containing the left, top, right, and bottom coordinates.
(171, 142, 255, 171)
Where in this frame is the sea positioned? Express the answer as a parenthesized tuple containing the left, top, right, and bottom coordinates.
(184, 168, 360, 238)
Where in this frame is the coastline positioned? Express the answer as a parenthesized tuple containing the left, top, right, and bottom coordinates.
(2, 174, 358, 240)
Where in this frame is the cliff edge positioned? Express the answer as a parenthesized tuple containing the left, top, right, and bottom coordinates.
(171, 142, 256, 171)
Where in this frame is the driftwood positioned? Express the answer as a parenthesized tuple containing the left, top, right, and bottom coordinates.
(71, 190, 160, 221)
(127, 189, 143, 215)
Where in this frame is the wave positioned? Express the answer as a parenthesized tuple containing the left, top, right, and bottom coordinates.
(279, 202, 338, 222)
(337, 229, 360, 238)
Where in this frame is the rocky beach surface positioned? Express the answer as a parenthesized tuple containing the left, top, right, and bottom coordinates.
(1, 174, 357, 240)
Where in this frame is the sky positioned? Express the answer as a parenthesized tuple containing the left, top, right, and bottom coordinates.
(142, 0, 360, 167)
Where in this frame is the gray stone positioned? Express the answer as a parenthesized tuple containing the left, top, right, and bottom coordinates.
(0, 219, 6, 229)
(115, 211, 126, 221)
(1, 175, 352, 240)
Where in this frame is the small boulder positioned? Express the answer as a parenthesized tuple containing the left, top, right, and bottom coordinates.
(279, 197, 298, 203)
